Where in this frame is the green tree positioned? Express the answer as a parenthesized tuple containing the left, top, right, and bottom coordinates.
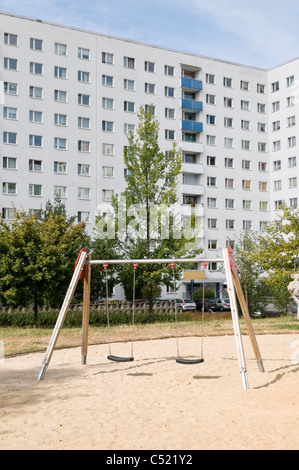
(94, 106, 202, 321)
(0, 203, 89, 325)
(255, 204, 299, 313)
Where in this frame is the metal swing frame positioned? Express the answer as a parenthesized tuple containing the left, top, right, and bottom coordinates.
(37, 248, 265, 389)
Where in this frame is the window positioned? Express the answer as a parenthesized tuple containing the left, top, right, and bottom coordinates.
(30, 38, 43, 50)
(289, 177, 297, 188)
(288, 156, 297, 167)
(54, 162, 67, 174)
(207, 156, 216, 166)
(242, 180, 251, 190)
(165, 86, 175, 97)
(207, 197, 217, 208)
(78, 140, 90, 152)
(2, 208, 15, 220)
(225, 198, 235, 209)
(124, 79, 135, 91)
(30, 62, 43, 75)
(207, 135, 216, 146)
(240, 80, 249, 91)
(78, 93, 90, 106)
(241, 120, 250, 130)
(224, 117, 233, 128)
(102, 52, 114, 64)
(78, 47, 90, 60)
(29, 110, 42, 123)
(287, 96, 295, 107)
(208, 218, 218, 229)
(54, 186, 67, 198)
(273, 120, 280, 131)
(288, 136, 296, 147)
(29, 184, 42, 196)
(272, 81, 279, 92)
(3, 131, 17, 144)
(272, 101, 280, 112)
(4, 57, 17, 70)
(241, 100, 250, 111)
(3, 156, 17, 169)
(273, 160, 281, 171)
(243, 220, 252, 230)
(102, 166, 114, 178)
(54, 66, 67, 79)
(274, 180, 282, 191)
(290, 198, 298, 208)
(54, 90, 67, 102)
(224, 97, 233, 108)
(259, 161, 267, 172)
(102, 121, 114, 132)
(145, 61, 155, 72)
(29, 159, 42, 172)
(206, 94, 216, 105)
(54, 137, 67, 150)
(286, 75, 294, 87)
(102, 143, 114, 155)
(102, 189, 114, 201)
(257, 103, 266, 113)
(124, 101, 135, 112)
(78, 71, 90, 83)
(4, 82, 17, 95)
(165, 108, 175, 119)
(259, 181, 268, 191)
(4, 32, 18, 45)
(242, 140, 251, 150)
(208, 240, 218, 250)
(102, 75, 113, 87)
(258, 142, 267, 152)
(207, 115, 216, 125)
(223, 77, 232, 87)
(288, 116, 296, 127)
(224, 137, 234, 148)
(55, 43, 67, 55)
(78, 164, 90, 176)
(78, 211, 90, 223)
(54, 113, 67, 126)
(183, 153, 196, 164)
(165, 129, 175, 140)
(3, 107, 17, 120)
(273, 140, 281, 151)
(77, 116, 90, 129)
(224, 158, 234, 168)
(226, 219, 235, 229)
(78, 187, 90, 199)
(260, 221, 268, 231)
(257, 84, 265, 94)
(225, 178, 234, 189)
(206, 74, 215, 84)
(2, 182, 16, 195)
(259, 201, 268, 212)
(207, 177, 217, 187)
(242, 160, 251, 170)
(123, 57, 135, 69)
(165, 65, 174, 76)
(124, 123, 135, 135)
(30, 86, 42, 99)
(145, 83, 155, 94)
(274, 200, 283, 210)
(258, 122, 266, 132)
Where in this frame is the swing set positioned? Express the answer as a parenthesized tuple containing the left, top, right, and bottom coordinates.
(37, 247, 265, 389)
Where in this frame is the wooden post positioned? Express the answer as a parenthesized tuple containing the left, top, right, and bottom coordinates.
(227, 246, 265, 373)
(81, 253, 91, 364)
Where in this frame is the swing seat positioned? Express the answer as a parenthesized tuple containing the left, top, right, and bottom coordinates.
(107, 355, 134, 363)
(176, 357, 204, 365)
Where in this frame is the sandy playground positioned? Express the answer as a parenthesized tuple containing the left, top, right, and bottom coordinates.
(0, 333, 298, 450)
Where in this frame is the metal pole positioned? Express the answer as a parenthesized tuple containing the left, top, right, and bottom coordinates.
(37, 250, 88, 381)
(81, 253, 91, 365)
(87, 258, 224, 266)
(223, 248, 249, 390)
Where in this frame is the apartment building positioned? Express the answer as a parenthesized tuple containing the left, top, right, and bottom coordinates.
(1, 12, 298, 299)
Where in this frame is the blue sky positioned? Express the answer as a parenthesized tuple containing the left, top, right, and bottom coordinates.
(2, 0, 299, 68)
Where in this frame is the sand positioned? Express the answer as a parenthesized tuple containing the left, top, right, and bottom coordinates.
(0, 333, 298, 450)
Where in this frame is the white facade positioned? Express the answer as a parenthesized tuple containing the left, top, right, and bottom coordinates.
(1, 12, 298, 299)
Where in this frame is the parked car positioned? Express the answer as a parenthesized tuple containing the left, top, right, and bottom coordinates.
(196, 299, 217, 312)
(215, 298, 231, 311)
(175, 299, 197, 311)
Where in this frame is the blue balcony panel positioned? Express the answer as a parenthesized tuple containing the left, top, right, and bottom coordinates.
(182, 120, 203, 132)
(181, 77, 203, 90)
(181, 99, 203, 111)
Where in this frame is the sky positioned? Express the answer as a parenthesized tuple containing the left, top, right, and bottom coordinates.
(2, 0, 299, 68)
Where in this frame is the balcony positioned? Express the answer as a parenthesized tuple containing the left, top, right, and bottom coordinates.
(180, 141, 203, 153)
(182, 120, 203, 132)
(181, 184, 204, 196)
(181, 99, 203, 112)
(182, 162, 204, 174)
(181, 77, 202, 91)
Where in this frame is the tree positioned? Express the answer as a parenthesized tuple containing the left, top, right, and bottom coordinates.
(255, 204, 299, 313)
(0, 202, 89, 325)
(94, 106, 202, 321)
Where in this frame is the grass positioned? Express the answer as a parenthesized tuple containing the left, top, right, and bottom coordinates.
(0, 313, 298, 357)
